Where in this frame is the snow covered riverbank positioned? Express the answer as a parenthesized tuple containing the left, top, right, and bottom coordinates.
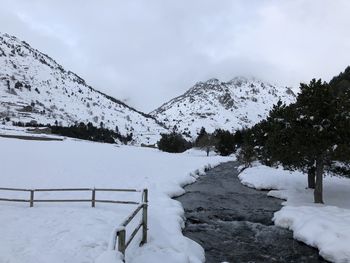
(239, 164, 350, 263)
(0, 137, 230, 263)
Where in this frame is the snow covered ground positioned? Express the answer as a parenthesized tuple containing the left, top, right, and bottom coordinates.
(0, 136, 230, 263)
(0, 124, 63, 140)
(239, 164, 350, 263)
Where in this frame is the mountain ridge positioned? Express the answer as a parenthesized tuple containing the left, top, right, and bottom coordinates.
(1, 32, 298, 143)
(0, 32, 167, 144)
(151, 76, 297, 138)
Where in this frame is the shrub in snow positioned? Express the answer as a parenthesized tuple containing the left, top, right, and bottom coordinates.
(237, 143, 255, 168)
(158, 132, 191, 153)
(212, 129, 236, 156)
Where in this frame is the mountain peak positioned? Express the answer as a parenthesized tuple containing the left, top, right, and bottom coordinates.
(228, 76, 254, 85)
(204, 78, 220, 85)
(151, 76, 297, 137)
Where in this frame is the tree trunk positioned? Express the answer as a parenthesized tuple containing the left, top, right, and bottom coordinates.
(206, 147, 210, 157)
(307, 166, 316, 189)
(314, 158, 324, 204)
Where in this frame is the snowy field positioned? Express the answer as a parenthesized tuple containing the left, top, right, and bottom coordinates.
(0, 137, 230, 263)
(0, 124, 63, 139)
(239, 164, 350, 263)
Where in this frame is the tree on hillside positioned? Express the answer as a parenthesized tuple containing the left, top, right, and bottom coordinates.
(50, 122, 132, 144)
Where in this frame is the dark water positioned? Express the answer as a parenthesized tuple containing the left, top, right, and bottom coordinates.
(176, 161, 327, 263)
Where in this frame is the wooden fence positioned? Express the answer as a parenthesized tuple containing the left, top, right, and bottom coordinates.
(0, 187, 148, 262)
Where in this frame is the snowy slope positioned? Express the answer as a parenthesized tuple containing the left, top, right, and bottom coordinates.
(0, 137, 230, 263)
(151, 77, 297, 137)
(0, 33, 167, 144)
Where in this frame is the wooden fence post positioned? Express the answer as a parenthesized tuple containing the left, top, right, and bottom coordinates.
(118, 229, 126, 258)
(91, 188, 96, 207)
(30, 190, 34, 207)
(141, 203, 148, 245)
(141, 189, 148, 245)
(142, 189, 148, 203)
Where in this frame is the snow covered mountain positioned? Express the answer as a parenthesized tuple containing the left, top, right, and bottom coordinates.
(151, 77, 297, 137)
(0, 33, 167, 144)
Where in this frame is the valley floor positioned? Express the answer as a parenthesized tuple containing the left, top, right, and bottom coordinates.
(239, 164, 350, 263)
(2, 133, 349, 263)
(0, 136, 230, 263)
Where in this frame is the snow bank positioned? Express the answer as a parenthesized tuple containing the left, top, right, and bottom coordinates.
(238, 164, 350, 263)
(95, 251, 124, 263)
(274, 206, 350, 263)
(239, 164, 306, 191)
(0, 137, 230, 263)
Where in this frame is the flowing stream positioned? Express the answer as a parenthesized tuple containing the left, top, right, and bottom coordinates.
(176, 161, 327, 263)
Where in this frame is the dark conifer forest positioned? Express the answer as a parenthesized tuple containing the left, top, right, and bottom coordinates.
(238, 67, 350, 203)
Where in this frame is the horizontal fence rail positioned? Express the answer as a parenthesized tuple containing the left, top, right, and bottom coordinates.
(0, 187, 143, 207)
(0, 187, 148, 262)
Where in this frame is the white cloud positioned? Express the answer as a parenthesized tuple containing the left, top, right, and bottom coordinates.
(1, 0, 350, 111)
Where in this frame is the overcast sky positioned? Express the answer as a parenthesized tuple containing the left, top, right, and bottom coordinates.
(1, 0, 350, 112)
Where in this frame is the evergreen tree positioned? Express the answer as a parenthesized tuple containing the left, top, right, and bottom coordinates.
(195, 127, 207, 145)
(50, 122, 133, 144)
(262, 79, 350, 203)
(158, 132, 191, 153)
(213, 129, 236, 156)
(293, 79, 350, 203)
(195, 128, 216, 156)
(237, 143, 255, 168)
